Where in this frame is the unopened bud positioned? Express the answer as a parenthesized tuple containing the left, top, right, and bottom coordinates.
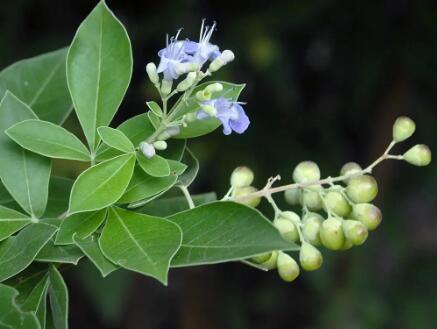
(195, 90, 212, 101)
(139, 142, 155, 158)
(276, 252, 300, 282)
(273, 218, 299, 243)
(259, 251, 278, 270)
(157, 126, 181, 140)
(251, 252, 272, 264)
(299, 242, 323, 271)
(146, 62, 159, 84)
(346, 175, 378, 203)
(160, 79, 173, 96)
(284, 188, 301, 206)
(352, 203, 382, 231)
(320, 217, 345, 250)
(205, 82, 223, 94)
(403, 144, 431, 167)
(176, 72, 197, 92)
(342, 220, 368, 246)
(184, 112, 198, 123)
(233, 186, 261, 208)
(393, 116, 415, 142)
(340, 162, 362, 184)
(208, 50, 235, 72)
(230, 166, 254, 188)
(153, 140, 167, 151)
(302, 213, 323, 246)
(292, 161, 321, 183)
(174, 62, 199, 75)
(325, 191, 352, 217)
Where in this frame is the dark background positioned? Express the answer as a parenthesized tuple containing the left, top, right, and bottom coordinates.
(1, 0, 437, 328)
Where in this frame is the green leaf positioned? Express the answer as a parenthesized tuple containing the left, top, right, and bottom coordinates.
(177, 148, 199, 187)
(0, 223, 57, 282)
(0, 48, 72, 124)
(0, 284, 41, 329)
(96, 114, 154, 161)
(118, 166, 177, 204)
(15, 272, 49, 316)
(0, 206, 32, 242)
(137, 153, 170, 177)
(146, 101, 163, 117)
(97, 126, 134, 153)
(139, 192, 217, 217)
(0, 181, 19, 209)
(73, 235, 118, 277)
(147, 111, 161, 130)
(48, 266, 68, 329)
(168, 201, 297, 267)
(0, 92, 51, 218)
(167, 160, 187, 175)
(56, 209, 107, 245)
(44, 177, 73, 218)
(99, 207, 182, 284)
(6, 119, 90, 161)
(175, 82, 245, 138)
(35, 240, 84, 265)
(67, 1, 133, 150)
(160, 139, 186, 161)
(68, 154, 136, 215)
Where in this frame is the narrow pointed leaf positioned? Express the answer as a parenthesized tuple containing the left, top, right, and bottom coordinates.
(68, 154, 135, 214)
(169, 201, 298, 267)
(99, 207, 182, 284)
(67, 1, 133, 149)
(48, 266, 68, 329)
(137, 153, 170, 177)
(0, 205, 32, 242)
(97, 126, 134, 152)
(6, 120, 90, 161)
(146, 101, 163, 117)
(15, 272, 50, 316)
(0, 48, 72, 124)
(0, 92, 51, 217)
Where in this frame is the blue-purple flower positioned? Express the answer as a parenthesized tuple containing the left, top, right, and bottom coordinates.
(185, 20, 221, 66)
(197, 97, 250, 135)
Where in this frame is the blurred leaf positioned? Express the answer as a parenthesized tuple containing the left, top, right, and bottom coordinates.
(177, 148, 199, 187)
(67, 1, 133, 150)
(0, 205, 31, 242)
(48, 266, 68, 329)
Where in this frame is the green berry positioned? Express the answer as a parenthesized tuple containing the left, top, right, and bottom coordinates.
(273, 218, 299, 243)
(341, 239, 353, 250)
(301, 188, 323, 211)
(251, 252, 272, 264)
(276, 252, 300, 282)
(393, 116, 415, 142)
(325, 190, 352, 217)
(153, 140, 167, 150)
(320, 217, 345, 250)
(278, 211, 301, 223)
(284, 188, 301, 206)
(302, 213, 323, 246)
(340, 162, 362, 183)
(299, 242, 323, 271)
(230, 166, 254, 188)
(346, 175, 378, 203)
(293, 161, 321, 183)
(342, 220, 368, 246)
(260, 251, 278, 270)
(403, 144, 432, 167)
(352, 203, 382, 230)
(233, 186, 261, 207)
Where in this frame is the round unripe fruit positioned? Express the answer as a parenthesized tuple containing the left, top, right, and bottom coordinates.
(276, 252, 300, 282)
(299, 242, 323, 271)
(346, 175, 378, 203)
(230, 166, 254, 188)
(278, 211, 300, 223)
(260, 251, 278, 270)
(393, 116, 415, 142)
(284, 188, 301, 205)
(325, 191, 352, 217)
(352, 203, 382, 230)
(293, 161, 321, 183)
(273, 218, 299, 243)
(301, 187, 323, 211)
(233, 186, 261, 208)
(320, 217, 345, 250)
(340, 162, 362, 184)
(251, 252, 272, 264)
(341, 239, 353, 250)
(403, 144, 432, 167)
(302, 213, 323, 246)
(342, 220, 368, 246)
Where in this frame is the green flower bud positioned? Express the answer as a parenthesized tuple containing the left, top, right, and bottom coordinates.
(302, 213, 323, 246)
(301, 188, 323, 211)
(299, 242, 323, 271)
(284, 188, 301, 206)
(205, 82, 223, 94)
(195, 89, 212, 101)
(276, 252, 300, 282)
(292, 161, 321, 183)
(320, 217, 345, 250)
(278, 211, 301, 224)
(160, 79, 172, 96)
(153, 140, 167, 151)
(325, 191, 352, 217)
(146, 62, 159, 84)
(352, 203, 382, 230)
(346, 175, 378, 203)
(260, 251, 278, 270)
(230, 166, 254, 188)
(403, 144, 432, 167)
(251, 252, 272, 264)
(157, 126, 181, 140)
(393, 116, 415, 142)
(342, 220, 368, 246)
(176, 72, 197, 92)
(233, 186, 261, 208)
(340, 162, 362, 184)
(273, 218, 299, 243)
(209, 50, 235, 72)
(184, 112, 198, 123)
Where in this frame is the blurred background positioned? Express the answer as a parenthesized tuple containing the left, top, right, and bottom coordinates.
(1, 0, 436, 328)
